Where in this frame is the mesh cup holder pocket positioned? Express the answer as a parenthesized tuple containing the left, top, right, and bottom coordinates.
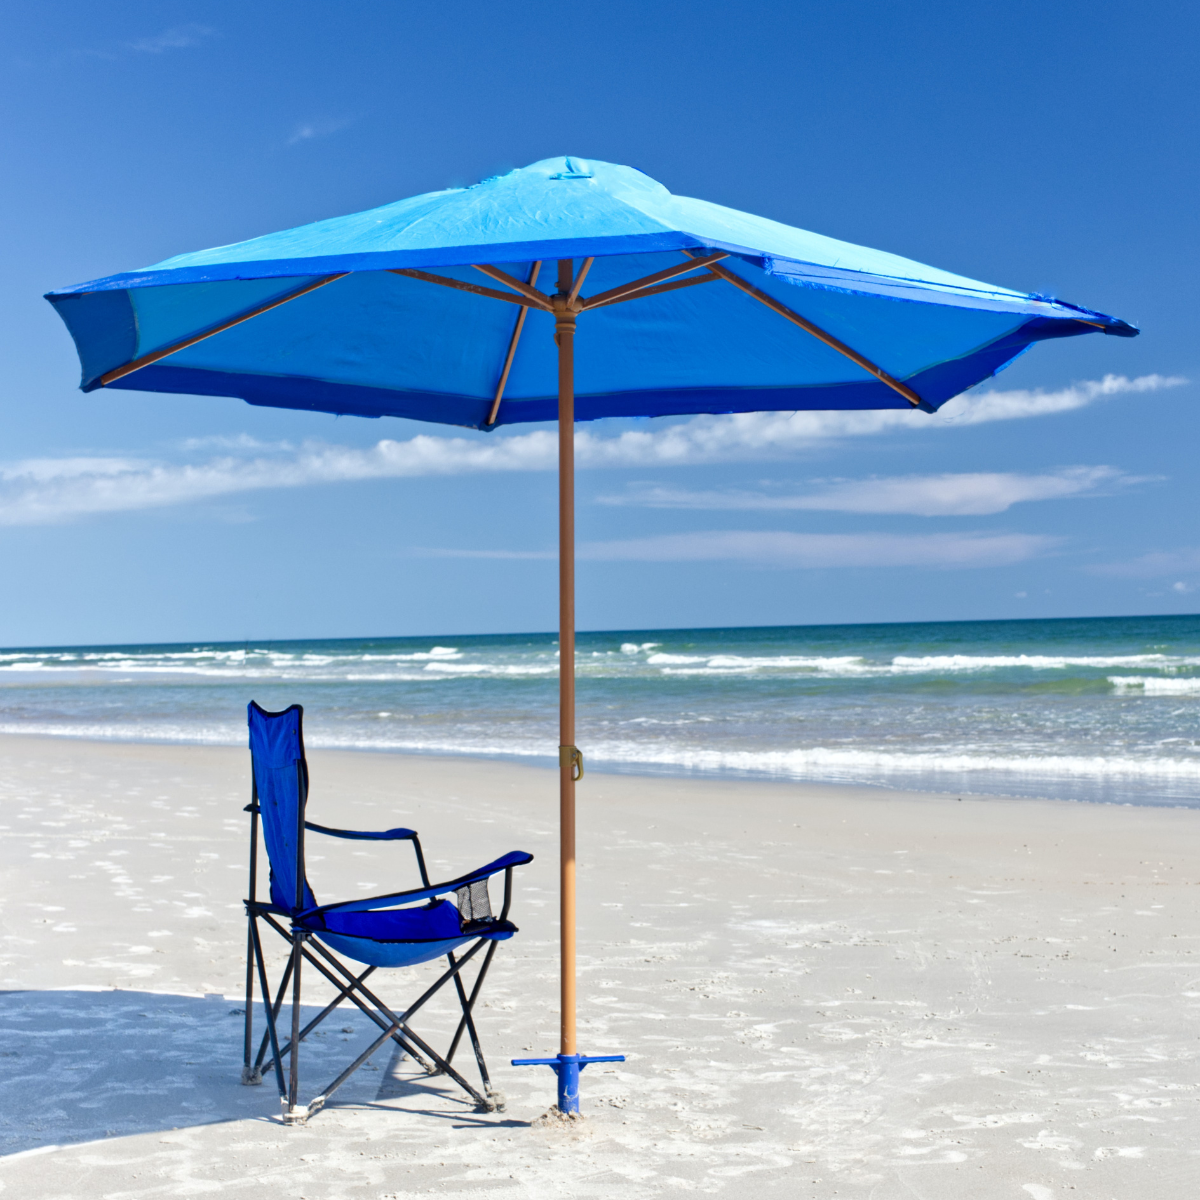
(455, 879, 494, 927)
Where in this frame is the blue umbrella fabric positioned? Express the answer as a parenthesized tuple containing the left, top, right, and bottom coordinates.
(46, 156, 1134, 431)
(45, 156, 1136, 1117)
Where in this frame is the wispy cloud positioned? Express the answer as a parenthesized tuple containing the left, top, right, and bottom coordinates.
(424, 531, 1057, 568)
(177, 434, 289, 453)
(52, 23, 216, 63)
(1092, 548, 1200, 578)
(936, 372, 1181, 424)
(419, 547, 555, 560)
(127, 24, 215, 54)
(0, 374, 1180, 527)
(598, 466, 1149, 517)
(0, 437, 551, 526)
(568, 374, 1185, 468)
(287, 118, 356, 146)
(578, 530, 1057, 568)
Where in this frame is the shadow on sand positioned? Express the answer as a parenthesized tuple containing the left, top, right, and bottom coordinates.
(0, 988, 506, 1155)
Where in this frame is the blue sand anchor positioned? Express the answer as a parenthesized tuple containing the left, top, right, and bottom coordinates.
(511, 1052, 626, 1115)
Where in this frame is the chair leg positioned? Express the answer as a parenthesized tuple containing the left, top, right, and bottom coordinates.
(249, 915, 287, 1099)
(307, 1020, 400, 1117)
(242, 918, 260, 1084)
(299, 933, 491, 1110)
(255, 915, 505, 1115)
(303, 948, 436, 1073)
(254, 947, 296, 1073)
(272, 965, 377, 1063)
(446, 941, 499, 1064)
(446, 944, 498, 1102)
(385, 1022, 490, 1111)
(273, 926, 428, 1065)
(286, 942, 456, 1107)
(287, 932, 305, 1115)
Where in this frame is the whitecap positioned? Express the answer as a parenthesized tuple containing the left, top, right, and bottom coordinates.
(1110, 676, 1200, 695)
(890, 653, 1197, 672)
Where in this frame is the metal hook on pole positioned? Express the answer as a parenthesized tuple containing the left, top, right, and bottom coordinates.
(559, 745, 584, 781)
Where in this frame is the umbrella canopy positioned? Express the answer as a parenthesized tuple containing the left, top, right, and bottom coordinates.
(46, 156, 1135, 1114)
(47, 155, 1133, 431)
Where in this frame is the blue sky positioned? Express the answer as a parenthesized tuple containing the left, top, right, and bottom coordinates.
(3, 0, 1196, 646)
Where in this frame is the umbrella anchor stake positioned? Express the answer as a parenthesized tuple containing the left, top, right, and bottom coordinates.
(511, 261, 624, 1115)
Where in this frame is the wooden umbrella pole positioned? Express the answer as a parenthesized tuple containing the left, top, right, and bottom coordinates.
(555, 260, 578, 1060)
(512, 260, 624, 1114)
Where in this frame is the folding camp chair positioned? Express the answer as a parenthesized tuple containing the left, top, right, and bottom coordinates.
(241, 701, 533, 1123)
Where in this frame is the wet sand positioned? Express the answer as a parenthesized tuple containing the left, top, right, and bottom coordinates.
(0, 734, 1197, 1198)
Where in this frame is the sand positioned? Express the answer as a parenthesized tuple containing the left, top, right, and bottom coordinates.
(0, 733, 1197, 1198)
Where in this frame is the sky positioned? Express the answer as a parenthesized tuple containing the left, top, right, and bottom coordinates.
(2, 0, 1197, 647)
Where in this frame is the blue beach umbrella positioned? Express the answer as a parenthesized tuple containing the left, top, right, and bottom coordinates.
(46, 155, 1136, 1113)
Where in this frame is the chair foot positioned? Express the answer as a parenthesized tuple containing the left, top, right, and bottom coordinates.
(241, 1066, 263, 1086)
(485, 1084, 507, 1113)
(281, 1095, 325, 1125)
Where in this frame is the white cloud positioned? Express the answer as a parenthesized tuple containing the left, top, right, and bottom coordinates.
(127, 24, 214, 54)
(0, 374, 1180, 527)
(0, 436, 556, 527)
(423, 531, 1056, 568)
(178, 434, 289, 453)
(420, 548, 555, 560)
(598, 466, 1146, 516)
(288, 118, 356, 146)
(0, 457, 145, 484)
(571, 374, 1185, 467)
(1093, 548, 1200, 578)
(571, 530, 1058, 568)
(937, 372, 1181, 424)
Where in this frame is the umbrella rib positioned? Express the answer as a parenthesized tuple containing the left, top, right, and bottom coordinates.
(580, 252, 728, 310)
(97, 273, 349, 387)
(690, 254, 924, 408)
(485, 261, 541, 427)
(471, 265, 553, 309)
(584, 272, 720, 310)
(389, 268, 544, 310)
(566, 258, 594, 304)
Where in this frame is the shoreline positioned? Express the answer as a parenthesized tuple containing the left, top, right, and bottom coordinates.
(0, 725, 1196, 811)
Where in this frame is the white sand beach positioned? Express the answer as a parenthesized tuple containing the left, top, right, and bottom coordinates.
(0, 733, 1197, 1198)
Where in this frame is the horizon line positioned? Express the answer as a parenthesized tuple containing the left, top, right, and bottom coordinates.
(3, 609, 1198, 655)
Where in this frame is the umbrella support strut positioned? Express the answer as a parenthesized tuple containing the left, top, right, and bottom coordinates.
(485, 262, 541, 427)
(511, 259, 624, 1114)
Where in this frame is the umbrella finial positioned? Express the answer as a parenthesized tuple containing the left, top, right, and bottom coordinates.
(550, 156, 593, 179)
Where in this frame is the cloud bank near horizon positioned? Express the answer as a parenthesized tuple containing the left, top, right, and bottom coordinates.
(425, 530, 1059, 569)
(597, 465, 1151, 517)
(0, 374, 1181, 527)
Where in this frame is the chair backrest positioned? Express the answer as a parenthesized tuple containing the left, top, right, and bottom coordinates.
(248, 701, 315, 914)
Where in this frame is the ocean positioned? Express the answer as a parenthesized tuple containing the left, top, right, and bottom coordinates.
(1, 613, 1198, 807)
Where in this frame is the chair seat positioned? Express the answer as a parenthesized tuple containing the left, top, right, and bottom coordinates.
(301, 899, 517, 969)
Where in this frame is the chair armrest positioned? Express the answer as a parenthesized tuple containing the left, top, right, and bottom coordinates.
(300, 850, 534, 919)
(304, 821, 417, 841)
